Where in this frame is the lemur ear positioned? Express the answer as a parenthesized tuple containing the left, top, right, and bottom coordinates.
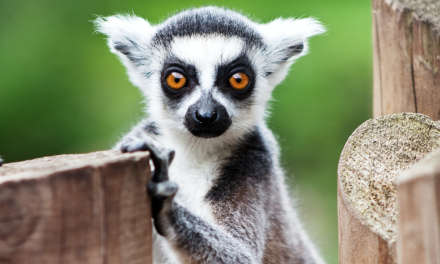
(94, 15, 155, 62)
(258, 18, 325, 64)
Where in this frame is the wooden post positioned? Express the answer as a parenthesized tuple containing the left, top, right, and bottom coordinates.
(0, 150, 152, 264)
(372, 0, 440, 120)
(397, 149, 440, 264)
(338, 113, 440, 264)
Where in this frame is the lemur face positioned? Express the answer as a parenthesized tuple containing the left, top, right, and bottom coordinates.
(96, 7, 325, 141)
(159, 36, 260, 138)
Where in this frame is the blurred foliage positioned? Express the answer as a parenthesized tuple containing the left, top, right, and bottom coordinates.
(0, 0, 372, 263)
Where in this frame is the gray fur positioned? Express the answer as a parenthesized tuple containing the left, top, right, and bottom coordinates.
(153, 7, 265, 49)
(97, 6, 326, 264)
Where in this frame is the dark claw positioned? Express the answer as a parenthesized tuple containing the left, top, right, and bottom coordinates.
(168, 150, 175, 166)
(0, 157, 3, 166)
(120, 144, 129, 153)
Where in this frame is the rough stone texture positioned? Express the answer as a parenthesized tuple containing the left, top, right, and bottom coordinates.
(339, 113, 440, 244)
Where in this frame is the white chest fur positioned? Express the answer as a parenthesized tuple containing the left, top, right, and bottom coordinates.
(152, 139, 231, 264)
(167, 148, 225, 222)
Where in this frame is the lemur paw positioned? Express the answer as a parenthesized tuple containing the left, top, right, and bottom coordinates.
(119, 136, 177, 236)
(148, 181, 178, 236)
(119, 136, 175, 182)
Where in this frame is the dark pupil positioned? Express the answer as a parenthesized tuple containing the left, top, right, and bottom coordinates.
(235, 77, 242, 83)
(174, 77, 181, 83)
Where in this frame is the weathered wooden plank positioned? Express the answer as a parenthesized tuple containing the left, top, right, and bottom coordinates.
(338, 113, 440, 264)
(0, 150, 152, 264)
(412, 19, 440, 121)
(372, 0, 440, 120)
(338, 180, 387, 264)
(397, 149, 440, 264)
(372, 0, 416, 118)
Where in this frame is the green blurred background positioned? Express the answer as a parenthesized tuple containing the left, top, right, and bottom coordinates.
(0, 0, 372, 263)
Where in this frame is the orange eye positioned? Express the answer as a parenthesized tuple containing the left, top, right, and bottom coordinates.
(229, 72, 249, 90)
(166, 72, 187, 90)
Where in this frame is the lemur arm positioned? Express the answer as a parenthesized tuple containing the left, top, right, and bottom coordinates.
(114, 119, 161, 150)
(148, 157, 268, 264)
(156, 201, 261, 264)
(118, 120, 266, 264)
(148, 157, 267, 264)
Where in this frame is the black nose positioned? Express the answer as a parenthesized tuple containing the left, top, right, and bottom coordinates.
(184, 96, 231, 138)
(195, 110, 218, 125)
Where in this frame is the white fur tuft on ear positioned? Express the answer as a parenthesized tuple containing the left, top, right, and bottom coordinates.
(258, 17, 326, 63)
(94, 15, 155, 62)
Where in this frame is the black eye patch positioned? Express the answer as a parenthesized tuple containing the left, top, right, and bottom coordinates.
(160, 57, 200, 104)
(214, 54, 256, 101)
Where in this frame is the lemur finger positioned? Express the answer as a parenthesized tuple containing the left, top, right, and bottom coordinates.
(148, 144, 174, 183)
(0, 157, 3, 166)
(126, 140, 149, 152)
(120, 144, 129, 153)
(119, 138, 144, 153)
(148, 181, 178, 236)
(118, 135, 172, 182)
(148, 181, 178, 197)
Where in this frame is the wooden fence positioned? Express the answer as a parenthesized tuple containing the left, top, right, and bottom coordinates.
(0, 0, 439, 263)
(339, 0, 440, 263)
(338, 114, 440, 264)
(0, 151, 152, 264)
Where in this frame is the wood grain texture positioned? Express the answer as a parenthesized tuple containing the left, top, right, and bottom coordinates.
(397, 149, 440, 264)
(338, 113, 440, 264)
(412, 19, 440, 120)
(372, 0, 416, 118)
(0, 150, 152, 264)
(372, 0, 440, 120)
(338, 179, 395, 264)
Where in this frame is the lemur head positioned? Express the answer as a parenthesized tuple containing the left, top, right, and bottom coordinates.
(96, 7, 324, 143)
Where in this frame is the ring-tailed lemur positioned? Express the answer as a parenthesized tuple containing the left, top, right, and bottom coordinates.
(96, 7, 325, 264)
